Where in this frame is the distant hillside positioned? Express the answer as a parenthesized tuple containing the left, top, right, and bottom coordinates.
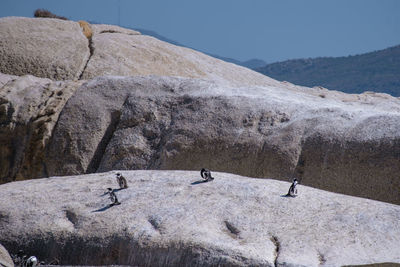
(255, 45, 400, 96)
(136, 28, 266, 69)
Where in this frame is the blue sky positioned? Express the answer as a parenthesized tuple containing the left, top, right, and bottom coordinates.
(1, 0, 399, 63)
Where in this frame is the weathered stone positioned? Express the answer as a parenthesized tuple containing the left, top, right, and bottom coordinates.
(43, 75, 400, 204)
(0, 16, 280, 88)
(0, 73, 17, 89)
(0, 243, 13, 267)
(0, 74, 83, 182)
(1, 17, 400, 205)
(0, 17, 89, 80)
(78, 20, 92, 39)
(0, 170, 399, 266)
(80, 30, 279, 87)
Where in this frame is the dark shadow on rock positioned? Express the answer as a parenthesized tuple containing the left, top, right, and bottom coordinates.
(92, 204, 113, 212)
(280, 194, 296, 198)
(191, 180, 209, 185)
(86, 110, 121, 173)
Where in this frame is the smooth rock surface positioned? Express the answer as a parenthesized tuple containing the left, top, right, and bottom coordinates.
(44, 75, 400, 204)
(0, 74, 84, 181)
(0, 170, 399, 266)
(0, 16, 280, 88)
(0, 243, 13, 267)
(80, 30, 280, 87)
(0, 17, 90, 80)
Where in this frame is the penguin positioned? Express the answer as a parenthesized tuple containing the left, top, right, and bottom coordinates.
(107, 188, 121, 206)
(200, 168, 214, 181)
(116, 172, 128, 189)
(287, 178, 298, 197)
(25, 256, 38, 267)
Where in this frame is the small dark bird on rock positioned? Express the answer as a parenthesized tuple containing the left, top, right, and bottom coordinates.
(106, 188, 121, 206)
(200, 168, 214, 182)
(116, 172, 128, 189)
(287, 178, 298, 197)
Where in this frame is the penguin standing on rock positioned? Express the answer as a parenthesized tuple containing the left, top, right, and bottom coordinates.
(287, 178, 298, 197)
(116, 172, 128, 189)
(106, 188, 121, 206)
(200, 168, 214, 182)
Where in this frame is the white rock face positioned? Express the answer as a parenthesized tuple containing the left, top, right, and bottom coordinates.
(0, 17, 90, 80)
(0, 170, 399, 266)
(44, 75, 400, 204)
(0, 16, 280, 88)
(80, 31, 280, 87)
(0, 74, 84, 181)
(0, 17, 400, 205)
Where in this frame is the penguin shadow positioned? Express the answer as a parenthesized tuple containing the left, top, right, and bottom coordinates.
(191, 177, 214, 185)
(191, 179, 209, 185)
(281, 194, 297, 198)
(92, 203, 121, 213)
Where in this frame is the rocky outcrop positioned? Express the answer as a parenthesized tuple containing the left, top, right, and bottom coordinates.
(0, 244, 13, 267)
(1, 17, 400, 205)
(41, 75, 400, 204)
(0, 170, 399, 266)
(79, 26, 279, 87)
(0, 16, 279, 88)
(1, 73, 400, 204)
(0, 74, 83, 182)
(0, 17, 90, 80)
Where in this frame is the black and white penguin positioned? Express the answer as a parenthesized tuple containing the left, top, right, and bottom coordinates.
(116, 172, 128, 189)
(25, 256, 38, 267)
(200, 168, 214, 181)
(107, 188, 121, 205)
(287, 178, 298, 197)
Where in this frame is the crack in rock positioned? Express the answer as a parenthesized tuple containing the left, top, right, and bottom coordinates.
(318, 252, 326, 266)
(270, 235, 280, 267)
(65, 209, 78, 227)
(86, 110, 121, 173)
(99, 30, 136, 36)
(224, 221, 240, 238)
(77, 21, 94, 80)
(78, 36, 94, 80)
(148, 216, 163, 234)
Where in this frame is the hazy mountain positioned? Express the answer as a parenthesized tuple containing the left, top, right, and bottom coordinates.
(136, 28, 185, 47)
(136, 28, 266, 69)
(255, 45, 400, 97)
(240, 58, 268, 69)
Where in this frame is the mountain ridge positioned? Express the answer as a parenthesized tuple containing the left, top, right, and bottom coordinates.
(255, 45, 400, 96)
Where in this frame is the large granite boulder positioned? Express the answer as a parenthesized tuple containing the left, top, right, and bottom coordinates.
(1, 17, 400, 205)
(0, 170, 399, 266)
(80, 24, 279, 87)
(42, 75, 400, 204)
(0, 73, 83, 182)
(0, 16, 280, 88)
(0, 17, 90, 80)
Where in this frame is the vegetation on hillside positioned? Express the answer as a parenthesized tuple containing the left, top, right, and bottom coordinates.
(255, 45, 400, 96)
